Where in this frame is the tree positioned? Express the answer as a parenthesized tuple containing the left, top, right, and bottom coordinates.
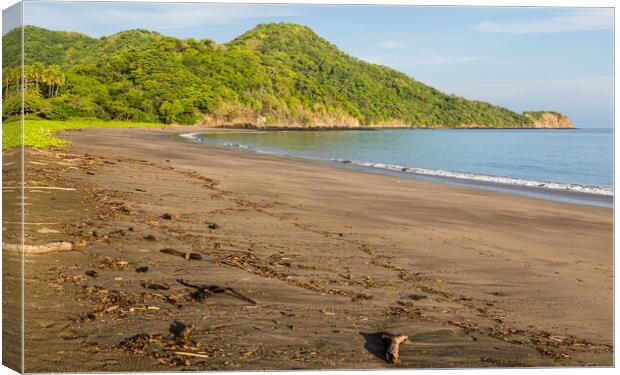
(159, 100, 184, 123)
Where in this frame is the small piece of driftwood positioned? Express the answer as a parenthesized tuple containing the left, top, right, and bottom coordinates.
(381, 333, 408, 364)
(177, 279, 257, 305)
(172, 351, 209, 359)
(160, 248, 202, 260)
(3, 241, 73, 254)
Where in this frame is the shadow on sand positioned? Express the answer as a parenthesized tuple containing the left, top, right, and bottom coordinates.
(359, 331, 390, 362)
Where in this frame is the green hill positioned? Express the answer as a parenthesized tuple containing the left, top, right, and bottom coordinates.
(2, 23, 571, 128)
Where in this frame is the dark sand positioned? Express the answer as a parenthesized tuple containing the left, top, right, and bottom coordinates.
(2, 126, 613, 371)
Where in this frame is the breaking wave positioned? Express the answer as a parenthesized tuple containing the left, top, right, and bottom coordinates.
(332, 159, 613, 196)
(179, 132, 251, 149)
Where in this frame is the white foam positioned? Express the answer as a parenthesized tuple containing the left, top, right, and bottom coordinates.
(333, 159, 613, 197)
(179, 132, 202, 140)
(180, 132, 250, 148)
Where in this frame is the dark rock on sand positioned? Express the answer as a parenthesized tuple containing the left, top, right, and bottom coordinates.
(169, 321, 194, 341)
(190, 289, 206, 302)
(141, 281, 170, 290)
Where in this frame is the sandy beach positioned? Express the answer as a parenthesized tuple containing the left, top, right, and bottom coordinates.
(2, 126, 613, 371)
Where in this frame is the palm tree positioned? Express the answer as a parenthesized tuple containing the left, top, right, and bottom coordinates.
(23, 65, 28, 89)
(2, 68, 12, 96)
(14, 67, 21, 93)
(3, 64, 65, 99)
(42, 65, 65, 98)
(55, 69, 65, 97)
(32, 62, 44, 91)
(44, 67, 55, 98)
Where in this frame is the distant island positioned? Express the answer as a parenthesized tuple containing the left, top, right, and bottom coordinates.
(2, 23, 571, 128)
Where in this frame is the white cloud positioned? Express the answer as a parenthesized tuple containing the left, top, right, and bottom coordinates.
(379, 40, 405, 49)
(476, 8, 613, 34)
(23, 2, 299, 36)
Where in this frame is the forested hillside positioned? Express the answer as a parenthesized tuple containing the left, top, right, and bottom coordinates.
(2, 24, 571, 128)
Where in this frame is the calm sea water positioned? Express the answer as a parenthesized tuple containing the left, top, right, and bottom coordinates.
(183, 128, 613, 204)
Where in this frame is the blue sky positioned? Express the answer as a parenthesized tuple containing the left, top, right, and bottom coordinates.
(6, 1, 615, 127)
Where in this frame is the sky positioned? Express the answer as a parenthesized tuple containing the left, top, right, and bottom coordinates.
(3, 1, 614, 128)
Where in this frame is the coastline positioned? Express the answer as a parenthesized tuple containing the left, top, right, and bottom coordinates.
(197, 124, 576, 131)
(179, 129, 612, 208)
(8, 126, 612, 370)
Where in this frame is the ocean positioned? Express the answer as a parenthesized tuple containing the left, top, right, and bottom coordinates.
(181, 128, 613, 207)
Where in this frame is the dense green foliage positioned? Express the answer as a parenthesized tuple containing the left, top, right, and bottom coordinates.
(2, 118, 163, 150)
(3, 23, 547, 127)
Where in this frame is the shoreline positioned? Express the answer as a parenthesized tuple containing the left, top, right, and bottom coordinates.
(6, 126, 612, 371)
(198, 124, 576, 131)
(177, 130, 612, 208)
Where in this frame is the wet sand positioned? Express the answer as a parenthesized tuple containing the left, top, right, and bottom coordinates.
(4, 126, 613, 371)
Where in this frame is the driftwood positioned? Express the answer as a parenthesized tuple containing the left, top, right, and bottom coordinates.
(176, 279, 257, 305)
(172, 351, 209, 359)
(160, 248, 202, 260)
(2, 186, 76, 191)
(3, 241, 73, 254)
(381, 333, 408, 364)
